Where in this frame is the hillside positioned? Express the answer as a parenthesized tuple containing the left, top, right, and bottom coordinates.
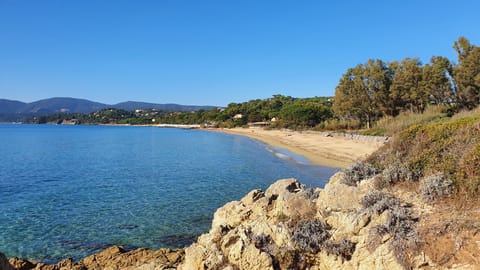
(0, 99, 26, 113)
(113, 101, 215, 112)
(0, 98, 217, 122)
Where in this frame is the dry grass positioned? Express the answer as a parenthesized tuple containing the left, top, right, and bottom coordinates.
(451, 105, 480, 120)
(361, 106, 448, 136)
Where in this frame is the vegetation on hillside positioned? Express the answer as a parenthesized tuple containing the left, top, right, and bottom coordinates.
(369, 111, 480, 198)
(29, 95, 334, 129)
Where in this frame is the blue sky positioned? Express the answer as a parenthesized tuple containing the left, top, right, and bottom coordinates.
(1, 1, 479, 106)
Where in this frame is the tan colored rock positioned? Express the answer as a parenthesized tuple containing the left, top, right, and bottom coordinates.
(181, 244, 207, 270)
(240, 189, 265, 206)
(212, 201, 251, 229)
(239, 244, 273, 270)
(8, 257, 40, 270)
(264, 178, 302, 197)
(180, 175, 437, 270)
(317, 173, 375, 212)
(1, 246, 184, 270)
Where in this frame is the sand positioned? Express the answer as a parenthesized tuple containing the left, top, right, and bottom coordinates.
(210, 127, 385, 168)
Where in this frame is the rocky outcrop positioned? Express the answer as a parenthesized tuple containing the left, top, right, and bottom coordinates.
(1, 246, 184, 270)
(179, 174, 429, 270)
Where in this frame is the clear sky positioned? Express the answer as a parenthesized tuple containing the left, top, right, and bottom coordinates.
(1, 0, 479, 106)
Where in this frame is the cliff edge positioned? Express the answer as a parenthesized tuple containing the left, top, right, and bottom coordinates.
(179, 175, 421, 270)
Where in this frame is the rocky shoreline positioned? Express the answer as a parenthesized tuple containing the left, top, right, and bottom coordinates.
(1, 246, 184, 270)
(2, 172, 477, 269)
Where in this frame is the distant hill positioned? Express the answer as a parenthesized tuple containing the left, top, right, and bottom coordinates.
(0, 97, 217, 122)
(22, 97, 108, 114)
(112, 101, 215, 112)
(0, 99, 27, 114)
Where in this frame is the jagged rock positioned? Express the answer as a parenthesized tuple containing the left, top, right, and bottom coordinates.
(179, 175, 412, 269)
(1, 247, 184, 270)
(6, 256, 37, 270)
(317, 173, 375, 211)
(264, 178, 302, 197)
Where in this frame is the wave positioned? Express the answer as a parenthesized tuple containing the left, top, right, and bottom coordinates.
(265, 146, 310, 165)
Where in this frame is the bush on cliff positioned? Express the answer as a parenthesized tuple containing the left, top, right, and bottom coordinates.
(292, 219, 331, 253)
(341, 161, 378, 186)
(360, 191, 419, 268)
(292, 219, 356, 260)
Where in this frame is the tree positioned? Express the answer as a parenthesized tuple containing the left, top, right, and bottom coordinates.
(452, 37, 480, 109)
(422, 56, 454, 106)
(333, 59, 392, 128)
(390, 58, 426, 113)
(279, 101, 331, 127)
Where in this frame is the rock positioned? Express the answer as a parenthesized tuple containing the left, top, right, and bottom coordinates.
(1, 253, 14, 270)
(239, 244, 273, 270)
(240, 189, 265, 206)
(181, 244, 207, 270)
(264, 178, 302, 197)
(317, 173, 375, 211)
(1, 247, 184, 270)
(6, 256, 36, 270)
(212, 201, 252, 229)
(179, 176, 422, 269)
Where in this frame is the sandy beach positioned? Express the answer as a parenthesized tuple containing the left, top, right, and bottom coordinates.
(211, 127, 385, 168)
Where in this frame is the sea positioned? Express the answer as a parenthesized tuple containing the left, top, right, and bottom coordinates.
(0, 124, 339, 263)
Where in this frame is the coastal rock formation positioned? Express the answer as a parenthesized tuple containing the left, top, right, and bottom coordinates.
(179, 175, 427, 270)
(1, 246, 184, 270)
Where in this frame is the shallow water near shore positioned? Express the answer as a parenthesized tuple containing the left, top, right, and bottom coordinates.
(0, 124, 338, 263)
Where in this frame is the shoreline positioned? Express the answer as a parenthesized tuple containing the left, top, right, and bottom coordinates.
(7, 123, 385, 168)
(209, 127, 385, 168)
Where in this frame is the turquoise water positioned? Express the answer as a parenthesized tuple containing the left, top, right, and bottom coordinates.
(0, 124, 338, 263)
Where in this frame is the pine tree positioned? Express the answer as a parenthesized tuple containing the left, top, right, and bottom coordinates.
(452, 37, 480, 109)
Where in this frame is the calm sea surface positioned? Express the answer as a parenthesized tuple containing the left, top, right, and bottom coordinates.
(0, 124, 338, 262)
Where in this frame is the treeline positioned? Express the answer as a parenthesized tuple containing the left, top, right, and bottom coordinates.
(333, 37, 480, 128)
(29, 95, 333, 129)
